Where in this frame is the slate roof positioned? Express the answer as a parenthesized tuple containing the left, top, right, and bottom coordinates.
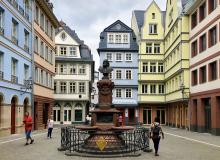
(133, 10, 145, 31)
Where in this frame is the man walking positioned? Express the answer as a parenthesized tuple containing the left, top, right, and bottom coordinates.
(150, 117, 164, 156)
(23, 111, 34, 145)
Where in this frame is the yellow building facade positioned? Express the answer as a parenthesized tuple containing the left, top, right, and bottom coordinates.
(132, 0, 190, 128)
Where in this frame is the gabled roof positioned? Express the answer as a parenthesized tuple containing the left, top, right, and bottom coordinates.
(103, 20, 132, 32)
(133, 10, 145, 31)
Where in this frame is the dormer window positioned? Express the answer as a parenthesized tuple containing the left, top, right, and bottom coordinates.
(69, 46, 76, 56)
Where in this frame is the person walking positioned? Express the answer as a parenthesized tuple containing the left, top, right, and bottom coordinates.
(23, 111, 34, 145)
(150, 117, 164, 156)
(47, 116, 54, 138)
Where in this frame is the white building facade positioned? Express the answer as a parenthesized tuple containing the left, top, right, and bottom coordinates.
(53, 22, 94, 124)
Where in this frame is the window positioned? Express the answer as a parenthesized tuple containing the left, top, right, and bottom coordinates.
(24, 30, 29, 49)
(199, 34, 206, 53)
(200, 66, 207, 83)
(125, 53, 132, 61)
(45, 46, 48, 61)
(34, 36, 38, 52)
(0, 9, 4, 30)
(70, 47, 76, 56)
(55, 64, 57, 74)
(106, 53, 112, 61)
(154, 44, 160, 53)
(115, 34, 121, 43)
(45, 73, 48, 87)
(11, 59, 17, 76)
(60, 47, 67, 55)
(116, 53, 122, 61)
(79, 65, 86, 74)
(69, 64, 76, 74)
(152, 13, 155, 19)
(146, 44, 152, 53)
(45, 19, 48, 34)
(116, 70, 122, 79)
(158, 85, 164, 94)
(79, 82, 85, 93)
(158, 63, 164, 73)
(75, 110, 82, 121)
(24, 64, 29, 80)
(40, 12, 44, 29)
(199, 2, 206, 22)
(208, 0, 217, 13)
(150, 62, 156, 73)
(191, 40, 198, 57)
(0, 53, 3, 73)
(35, 6, 39, 22)
(209, 26, 217, 47)
(35, 67, 38, 82)
(54, 82, 57, 93)
(69, 82, 76, 93)
(60, 64, 67, 74)
(53, 108, 61, 122)
(142, 84, 148, 94)
(125, 89, 132, 98)
(108, 34, 114, 43)
(40, 41, 44, 57)
(149, 24, 157, 34)
(60, 82, 67, 93)
(123, 34, 128, 43)
(192, 70, 198, 86)
(150, 85, 156, 94)
(49, 50, 53, 64)
(191, 11, 197, 29)
(142, 62, 148, 73)
(116, 89, 122, 98)
(126, 70, 132, 79)
(209, 61, 217, 81)
(23, 0, 29, 14)
(63, 108, 71, 122)
(40, 70, 43, 84)
(12, 19, 18, 43)
(108, 72, 112, 79)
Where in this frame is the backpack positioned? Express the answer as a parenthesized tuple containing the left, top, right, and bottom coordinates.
(152, 125, 161, 136)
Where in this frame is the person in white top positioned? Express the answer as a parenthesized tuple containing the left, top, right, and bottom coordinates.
(47, 115, 54, 138)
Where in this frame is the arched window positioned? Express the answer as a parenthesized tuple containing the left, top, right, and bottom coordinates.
(53, 103, 61, 122)
(74, 103, 82, 122)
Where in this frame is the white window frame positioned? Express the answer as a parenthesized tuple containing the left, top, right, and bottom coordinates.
(0, 9, 4, 28)
(60, 82, 67, 94)
(146, 43, 152, 53)
(115, 70, 122, 79)
(159, 84, 164, 94)
(116, 53, 122, 61)
(125, 88, 132, 98)
(158, 63, 164, 73)
(24, 64, 29, 80)
(79, 65, 86, 74)
(142, 62, 148, 73)
(149, 24, 157, 34)
(60, 47, 67, 56)
(0, 53, 3, 72)
(11, 58, 17, 76)
(142, 84, 148, 94)
(69, 64, 77, 74)
(116, 89, 122, 98)
(154, 44, 160, 54)
(150, 84, 156, 94)
(150, 62, 156, 73)
(106, 53, 113, 61)
(69, 46, 76, 56)
(123, 34, 129, 43)
(125, 53, 132, 61)
(125, 70, 132, 80)
(108, 34, 114, 43)
(69, 82, 76, 94)
(79, 82, 85, 93)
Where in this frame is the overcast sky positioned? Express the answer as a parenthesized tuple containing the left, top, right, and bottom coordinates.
(51, 0, 167, 70)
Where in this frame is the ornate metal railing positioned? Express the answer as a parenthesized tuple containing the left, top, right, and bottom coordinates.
(58, 126, 151, 156)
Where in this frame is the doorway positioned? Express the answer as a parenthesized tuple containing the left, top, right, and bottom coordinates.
(128, 108, 135, 124)
(143, 109, 152, 125)
(11, 97, 17, 134)
(156, 108, 166, 125)
(204, 98, 211, 133)
(43, 103, 49, 128)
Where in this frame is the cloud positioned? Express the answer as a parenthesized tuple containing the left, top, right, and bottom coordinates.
(51, 0, 167, 70)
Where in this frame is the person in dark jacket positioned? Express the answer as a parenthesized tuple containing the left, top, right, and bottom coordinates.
(150, 117, 164, 156)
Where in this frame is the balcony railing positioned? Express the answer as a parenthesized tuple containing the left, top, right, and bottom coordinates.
(11, 75, 18, 84)
(24, 44, 29, 52)
(0, 27, 4, 35)
(11, 36, 18, 45)
(0, 71, 4, 80)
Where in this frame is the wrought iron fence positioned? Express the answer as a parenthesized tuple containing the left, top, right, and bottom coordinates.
(58, 126, 151, 156)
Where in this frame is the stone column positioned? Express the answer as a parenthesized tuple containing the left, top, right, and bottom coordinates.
(197, 98, 205, 133)
(211, 96, 220, 135)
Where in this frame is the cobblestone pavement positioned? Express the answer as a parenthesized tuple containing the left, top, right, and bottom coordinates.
(0, 127, 220, 160)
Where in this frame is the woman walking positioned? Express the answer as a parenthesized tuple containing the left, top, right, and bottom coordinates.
(150, 117, 164, 156)
(47, 115, 54, 139)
